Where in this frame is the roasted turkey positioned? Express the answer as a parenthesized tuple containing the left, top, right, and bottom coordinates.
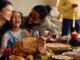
(12, 37, 46, 56)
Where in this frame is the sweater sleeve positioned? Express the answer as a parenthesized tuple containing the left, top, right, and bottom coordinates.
(58, 0, 73, 13)
(1, 33, 9, 49)
(46, 18, 58, 35)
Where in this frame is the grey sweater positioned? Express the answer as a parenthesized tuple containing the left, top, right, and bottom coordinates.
(32, 16, 58, 37)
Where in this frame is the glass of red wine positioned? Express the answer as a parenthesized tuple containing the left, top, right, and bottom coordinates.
(50, 34, 56, 40)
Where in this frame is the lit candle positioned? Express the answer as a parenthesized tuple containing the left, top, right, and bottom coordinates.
(71, 31, 78, 40)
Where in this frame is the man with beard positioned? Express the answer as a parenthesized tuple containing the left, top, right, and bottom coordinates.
(22, 5, 58, 37)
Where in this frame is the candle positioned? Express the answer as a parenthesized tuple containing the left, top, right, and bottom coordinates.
(71, 31, 78, 40)
(73, 1, 79, 27)
(73, 13, 75, 28)
(77, 1, 79, 19)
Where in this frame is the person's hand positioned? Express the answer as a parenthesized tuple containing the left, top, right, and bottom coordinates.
(72, 4, 78, 8)
(22, 29, 29, 37)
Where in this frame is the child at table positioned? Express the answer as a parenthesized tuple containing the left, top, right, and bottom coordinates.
(1, 11, 29, 49)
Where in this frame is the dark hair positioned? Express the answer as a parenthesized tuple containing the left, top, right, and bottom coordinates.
(0, 0, 12, 11)
(0, 11, 23, 45)
(33, 5, 51, 20)
(45, 5, 52, 14)
(0, 21, 11, 45)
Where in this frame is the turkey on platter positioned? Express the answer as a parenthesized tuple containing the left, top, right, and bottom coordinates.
(12, 37, 46, 56)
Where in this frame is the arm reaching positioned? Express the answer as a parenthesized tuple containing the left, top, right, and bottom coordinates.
(22, 29, 30, 37)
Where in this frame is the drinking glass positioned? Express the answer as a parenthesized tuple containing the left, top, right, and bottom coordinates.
(49, 31, 57, 41)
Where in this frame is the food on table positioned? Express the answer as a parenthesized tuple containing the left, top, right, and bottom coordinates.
(63, 52, 80, 60)
(14, 56, 25, 60)
(38, 47, 47, 55)
(63, 52, 77, 56)
(45, 43, 72, 51)
(40, 55, 48, 60)
(57, 36, 70, 44)
(9, 55, 16, 60)
(34, 54, 49, 60)
(52, 55, 73, 60)
(3, 48, 12, 56)
(26, 55, 34, 60)
(12, 37, 46, 56)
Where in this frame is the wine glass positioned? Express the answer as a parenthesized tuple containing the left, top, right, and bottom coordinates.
(49, 31, 57, 41)
(50, 34, 56, 39)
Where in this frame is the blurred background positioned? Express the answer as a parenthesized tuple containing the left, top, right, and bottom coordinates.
(8, 0, 58, 15)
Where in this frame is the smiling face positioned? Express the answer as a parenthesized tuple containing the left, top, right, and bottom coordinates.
(10, 11, 21, 28)
(28, 10, 44, 24)
(0, 4, 12, 21)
